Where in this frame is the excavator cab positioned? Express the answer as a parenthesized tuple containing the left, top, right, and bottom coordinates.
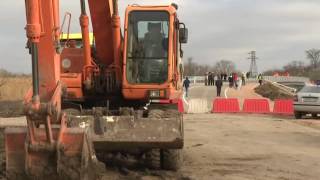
(125, 12, 169, 84)
(123, 5, 188, 100)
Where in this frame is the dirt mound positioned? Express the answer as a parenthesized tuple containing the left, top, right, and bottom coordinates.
(0, 101, 24, 118)
(254, 83, 293, 100)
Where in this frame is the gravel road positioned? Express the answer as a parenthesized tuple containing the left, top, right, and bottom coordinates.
(1, 85, 320, 179)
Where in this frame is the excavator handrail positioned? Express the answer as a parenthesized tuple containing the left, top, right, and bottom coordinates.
(59, 12, 72, 48)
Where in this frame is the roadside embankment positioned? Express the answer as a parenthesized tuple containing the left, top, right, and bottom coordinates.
(254, 82, 294, 101)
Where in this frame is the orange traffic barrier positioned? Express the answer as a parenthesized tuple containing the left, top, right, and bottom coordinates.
(242, 99, 270, 114)
(273, 99, 293, 115)
(212, 98, 240, 113)
(171, 99, 184, 113)
(177, 99, 184, 113)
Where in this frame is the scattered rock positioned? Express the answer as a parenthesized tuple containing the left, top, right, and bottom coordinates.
(192, 144, 203, 147)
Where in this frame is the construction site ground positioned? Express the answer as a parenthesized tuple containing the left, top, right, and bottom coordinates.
(1, 83, 320, 179)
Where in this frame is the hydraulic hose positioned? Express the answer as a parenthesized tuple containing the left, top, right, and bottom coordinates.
(31, 42, 40, 99)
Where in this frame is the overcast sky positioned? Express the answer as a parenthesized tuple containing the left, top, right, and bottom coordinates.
(1, 0, 320, 73)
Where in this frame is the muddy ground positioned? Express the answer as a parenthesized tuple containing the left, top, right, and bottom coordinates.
(0, 101, 24, 118)
(1, 114, 320, 180)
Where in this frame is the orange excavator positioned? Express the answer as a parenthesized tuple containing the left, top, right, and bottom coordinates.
(5, 0, 188, 179)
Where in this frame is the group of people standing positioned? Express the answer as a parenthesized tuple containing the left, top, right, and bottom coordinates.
(228, 73, 246, 88)
(205, 72, 228, 86)
(205, 72, 247, 90)
(204, 72, 224, 96)
(183, 73, 264, 98)
(183, 74, 224, 97)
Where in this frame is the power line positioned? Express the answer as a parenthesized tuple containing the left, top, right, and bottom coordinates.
(248, 51, 258, 77)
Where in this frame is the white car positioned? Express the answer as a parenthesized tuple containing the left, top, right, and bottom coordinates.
(293, 85, 320, 119)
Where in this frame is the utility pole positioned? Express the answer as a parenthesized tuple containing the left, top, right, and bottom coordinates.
(248, 51, 258, 78)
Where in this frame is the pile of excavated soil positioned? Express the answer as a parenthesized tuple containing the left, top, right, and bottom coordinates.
(0, 101, 24, 118)
(254, 83, 293, 101)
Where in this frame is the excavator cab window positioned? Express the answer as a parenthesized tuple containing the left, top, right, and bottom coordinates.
(126, 11, 169, 84)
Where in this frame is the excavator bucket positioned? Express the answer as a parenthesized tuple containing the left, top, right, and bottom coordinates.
(57, 128, 95, 180)
(5, 128, 27, 179)
(91, 116, 184, 151)
(69, 109, 184, 152)
(5, 126, 96, 180)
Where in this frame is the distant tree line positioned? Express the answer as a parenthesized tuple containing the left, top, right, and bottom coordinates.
(0, 69, 30, 88)
(0, 69, 30, 78)
(184, 58, 237, 76)
(263, 48, 320, 80)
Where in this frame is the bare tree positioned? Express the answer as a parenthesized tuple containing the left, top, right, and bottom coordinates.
(282, 60, 306, 76)
(183, 59, 238, 76)
(187, 57, 194, 75)
(184, 57, 198, 76)
(306, 49, 320, 68)
(213, 60, 236, 74)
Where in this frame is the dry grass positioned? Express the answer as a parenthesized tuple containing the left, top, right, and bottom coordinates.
(0, 77, 31, 101)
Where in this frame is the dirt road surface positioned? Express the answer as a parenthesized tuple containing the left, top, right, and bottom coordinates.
(1, 84, 320, 179)
(1, 114, 319, 180)
(180, 114, 320, 180)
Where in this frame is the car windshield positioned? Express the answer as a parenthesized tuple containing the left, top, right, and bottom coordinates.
(126, 11, 169, 84)
(299, 86, 320, 93)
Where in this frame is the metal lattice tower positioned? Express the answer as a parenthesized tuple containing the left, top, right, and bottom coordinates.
(248, 51, 258, 78)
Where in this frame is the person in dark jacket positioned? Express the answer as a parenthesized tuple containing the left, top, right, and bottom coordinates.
(241, 73, 246, 86)
(215, 76, 223, 97)
(183, 77, 191, 97)
(246, 72, 250, 79)
(205, 72, 208, 86)
(228, 74, 233, 88)
(208, 72, 212, 86)
(212, 73, 215, 86)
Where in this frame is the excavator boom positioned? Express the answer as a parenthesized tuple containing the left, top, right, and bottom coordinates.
(5, 0, 96, 179)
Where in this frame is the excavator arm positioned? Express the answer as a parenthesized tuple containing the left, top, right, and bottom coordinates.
(5, 0, 97, 179)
